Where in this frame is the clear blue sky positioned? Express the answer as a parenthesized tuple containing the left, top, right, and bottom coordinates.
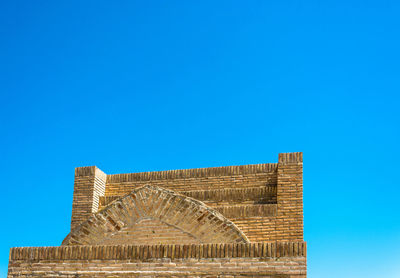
(1, 1, 399, 277)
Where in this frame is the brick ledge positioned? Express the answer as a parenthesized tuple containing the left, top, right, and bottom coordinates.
(10, 241, 306, 261)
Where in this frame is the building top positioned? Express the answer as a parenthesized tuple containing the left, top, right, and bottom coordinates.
(68, 152, 303, 244)
(8, 152, 307, 278)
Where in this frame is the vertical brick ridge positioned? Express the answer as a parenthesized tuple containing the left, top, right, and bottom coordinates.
(75, 166, 96, 177)
(278, 152, 303, 164)
(71, 166, 107, 231)
(9, 242, 307, 260)
(277, 152, 303, 241)
(106, 163, 278, 183)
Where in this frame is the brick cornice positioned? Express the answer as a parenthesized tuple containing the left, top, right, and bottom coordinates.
(107, 163, 278, 183)
(10, 241, 306, 261)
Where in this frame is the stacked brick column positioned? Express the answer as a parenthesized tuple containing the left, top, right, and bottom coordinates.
(277, 152, 303, 241)
(70, 166, 107, 231)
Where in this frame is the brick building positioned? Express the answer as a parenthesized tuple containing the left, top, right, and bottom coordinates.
(8, 152, 306, 277)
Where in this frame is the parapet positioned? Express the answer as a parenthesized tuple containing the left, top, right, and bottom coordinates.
(8, 152, 306, 278)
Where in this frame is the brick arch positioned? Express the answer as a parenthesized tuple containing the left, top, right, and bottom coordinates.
(62, 185, 249, 245)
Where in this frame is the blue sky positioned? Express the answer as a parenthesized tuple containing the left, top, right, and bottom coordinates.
(1, 1, 399, 277)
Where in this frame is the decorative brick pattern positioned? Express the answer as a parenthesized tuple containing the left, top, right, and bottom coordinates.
(8, 243, 307, 277)
(106, 163, 278, 183)
(10, 242, 306, 261)
(102, 165, 279, 241)
(62, 185, 249, 245)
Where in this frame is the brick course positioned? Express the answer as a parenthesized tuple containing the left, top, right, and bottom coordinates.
(9, 243, 306, 277)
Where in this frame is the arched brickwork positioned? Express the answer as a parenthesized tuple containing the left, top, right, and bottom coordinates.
(62, 185, 249, 245)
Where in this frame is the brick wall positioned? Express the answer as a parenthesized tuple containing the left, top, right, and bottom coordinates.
(8, 242, 307, 278)
(98, 218, 201, 245)
(71, 153, 303, 243)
